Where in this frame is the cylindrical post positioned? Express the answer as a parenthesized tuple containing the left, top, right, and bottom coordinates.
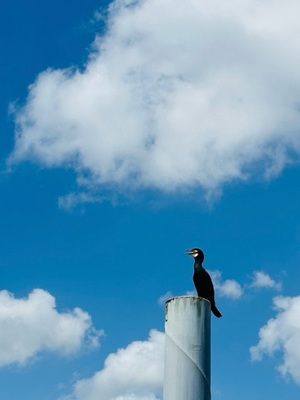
(163, 296, 211, 400)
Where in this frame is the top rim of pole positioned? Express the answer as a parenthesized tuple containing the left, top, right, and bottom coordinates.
(165, 296, 211, 305)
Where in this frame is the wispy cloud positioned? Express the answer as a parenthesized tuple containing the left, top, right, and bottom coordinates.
(58, 192, 103, 211)
(250, 295, 300, 384)
(9, 0, 300, 201)
(250, 271, 282, 291)
(157, 291, 174, 306)
(0, 289, 103, 367)
(62, 330, 164, 400)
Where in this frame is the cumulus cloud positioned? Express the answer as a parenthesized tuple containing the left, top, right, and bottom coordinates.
(209, 270, 243, 299)
(9, 0, 300, 199)
(250, 271, 282, 290)
(250, 295, 300, 384)
(0, 289, 103, 366)
(64, 329, 164, 400)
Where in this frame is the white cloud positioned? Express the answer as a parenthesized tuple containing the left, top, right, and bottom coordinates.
(250, 271, 282, 290)
(209, 270, 243, 299)
(250, 295, 300, 384)
(0, 289, 103, 366)
(9, 0, 300, 199)
(64, 329, 164, 400)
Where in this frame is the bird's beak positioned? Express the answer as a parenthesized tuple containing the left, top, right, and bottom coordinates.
(185, 249, 193, 255)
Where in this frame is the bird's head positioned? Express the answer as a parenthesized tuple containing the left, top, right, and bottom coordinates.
(185, 248, 204, 262)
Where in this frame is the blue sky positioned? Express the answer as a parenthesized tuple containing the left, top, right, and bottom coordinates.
(1, 0, 300, 399)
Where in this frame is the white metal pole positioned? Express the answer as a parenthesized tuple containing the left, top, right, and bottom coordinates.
(163, 296, 211, 400)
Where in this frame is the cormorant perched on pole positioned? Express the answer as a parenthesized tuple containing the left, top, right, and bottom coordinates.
(186, 248, 222, 318)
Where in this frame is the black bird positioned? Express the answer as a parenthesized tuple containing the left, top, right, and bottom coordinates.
(186, 247, 222, 318)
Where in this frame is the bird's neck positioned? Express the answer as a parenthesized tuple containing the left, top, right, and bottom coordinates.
(194, 259, 204, 270)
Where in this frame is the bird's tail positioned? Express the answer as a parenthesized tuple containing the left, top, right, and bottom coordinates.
(211, 304, 222, 318)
